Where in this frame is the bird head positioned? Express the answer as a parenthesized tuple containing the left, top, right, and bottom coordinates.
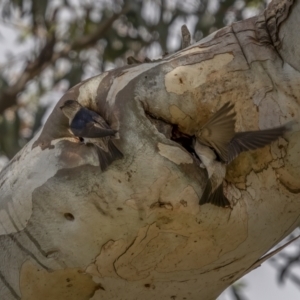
(60, 100, 82, 120)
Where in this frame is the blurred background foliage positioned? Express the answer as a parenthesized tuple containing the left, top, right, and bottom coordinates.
(0, 0, 299, 299)
(0, 0, 268, 160)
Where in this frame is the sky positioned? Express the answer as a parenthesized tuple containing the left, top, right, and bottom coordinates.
(219, 256, 300, 300)
(219, 232, 300, 300)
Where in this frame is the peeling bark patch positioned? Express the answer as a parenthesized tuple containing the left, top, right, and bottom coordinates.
(20, 260, 99, 300)
(263, 0, 295, 49)
(56, 140, 99, 168)
(180, 44, 213, 55)
(0, 269, 20, 299)
(0, 139, 100, 235)
(169, 105, 194, 133)
(107, 62, 164, 106)
(226, 147, 273, 184)
(32, 85, 82, 150)
(77, 73, 108, 110)
(145, 112, 173, 139)
(158, 143, 193, 165)
(114, 223, 188, 280)
(112, 214, 248, 280)
(276, 168, 300, 193)
(125, 168, 200, 216)
(164, 53, 234, 95)
(86, 239, 128, 278)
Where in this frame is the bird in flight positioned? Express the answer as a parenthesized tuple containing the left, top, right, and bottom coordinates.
(194, 102, 290, 208)
(60, 100, 123, 171)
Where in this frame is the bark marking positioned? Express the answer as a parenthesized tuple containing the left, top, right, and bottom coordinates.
(20, 260, 100, 300)
(107, 62, 164, 106)
(157, 143, 193, 165)
(77, 73, 108, 109)
(86, 239, 128, 278)
(169, 105, 194, 133)
(164, 53, 234, 95)
(276, 168, 300, 193)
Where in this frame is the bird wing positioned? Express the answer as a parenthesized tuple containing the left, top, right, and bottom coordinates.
(199, 180, 231, 208)
(198, 102, 236, 162)
(227, 125, 288, 164)
(92, 113, 111, 129)
(92, 138, 123, 171)
(72, 121, 116, 138)
(71, 108, 117, 138)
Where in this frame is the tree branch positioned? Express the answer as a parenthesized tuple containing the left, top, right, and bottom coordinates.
(181, 24, 191, 49)
(0, 5, 129, 115)
(0, 33, 56, 113)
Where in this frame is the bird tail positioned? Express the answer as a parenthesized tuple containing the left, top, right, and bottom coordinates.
(96, 140, 123, 171)
(199, 180, 231, 208)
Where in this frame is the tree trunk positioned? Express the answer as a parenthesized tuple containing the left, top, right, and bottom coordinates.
(1, 0, 300, 299)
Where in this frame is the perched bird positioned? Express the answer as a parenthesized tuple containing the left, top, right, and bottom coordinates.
(194, 102, 289, 207)
(60, 100, 123, 171)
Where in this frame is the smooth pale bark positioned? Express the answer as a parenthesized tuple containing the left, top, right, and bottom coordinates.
(0, 0, 300, 299)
